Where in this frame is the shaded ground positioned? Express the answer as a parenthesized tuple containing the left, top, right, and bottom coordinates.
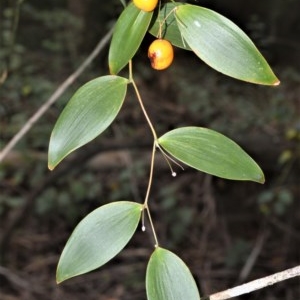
(1, 163, 299, 300)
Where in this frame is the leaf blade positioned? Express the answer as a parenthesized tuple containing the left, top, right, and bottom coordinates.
(175, 4, 279, 85)
(48, 75, 128, 169)
(109, 3, 153, 74)
(149, 2, 191, 50)
(158, 127, 265, 183)
(56, 201, 142, 283)
(146, 247, 200, 300)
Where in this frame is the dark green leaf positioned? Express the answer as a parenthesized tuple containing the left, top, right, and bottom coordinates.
(57, 201, 142, 283)
(109, 3, 153, 74)
(175, 4, 279, 85)
(146, 247, 200, 300)
(149, 2, 191, 50)
(158, 127, 265, 183)
(48, 75, 128, 170)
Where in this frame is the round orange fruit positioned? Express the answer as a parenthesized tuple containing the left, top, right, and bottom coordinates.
(133, 0, 158, 12)
(148, 39, 174, 70)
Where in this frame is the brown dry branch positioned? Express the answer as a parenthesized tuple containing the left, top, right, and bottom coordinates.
(203, 265, 300, 300)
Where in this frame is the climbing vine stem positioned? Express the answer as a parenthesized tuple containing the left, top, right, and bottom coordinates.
(146, 203, 159, 247)
(143, 142, 156, 208)
(128, 61, 160, 247)
(129, 60, 158, 141)
(141, 141, 159, 247)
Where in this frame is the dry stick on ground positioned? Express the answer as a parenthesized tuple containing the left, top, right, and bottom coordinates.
(202, 265, 300, 300)
(237, 228, 269, 283)
(0, 265, 45, 296)
(0, 27, 113, 163)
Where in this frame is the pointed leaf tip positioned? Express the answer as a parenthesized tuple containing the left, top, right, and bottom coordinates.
(48, 164, 54, 171)
(56, 201, 142, 283)
(175, 4, 279, 85)
(158, 127, 265, 183)
(48, 75, 128, 169)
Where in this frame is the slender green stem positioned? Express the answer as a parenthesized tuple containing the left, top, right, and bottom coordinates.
(128, 61, 159, 246)
(138, 109, 159, 246)
(146, 205, 159, 247)
(129, 60, 158, 141)
(157, 3, 177, 39)
(129, 58, 133, 79)
(144, 141, 156, 207)
(156, 143, 184, 173)
(160, 7, 177, 29)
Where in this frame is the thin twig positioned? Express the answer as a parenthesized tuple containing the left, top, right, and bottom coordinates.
(0, 265, 44, 294)
(203, 265, 300, 300)
(0, 27, 114, 162)
(237, 228, 268, 283)
(129, 60, 158, 141)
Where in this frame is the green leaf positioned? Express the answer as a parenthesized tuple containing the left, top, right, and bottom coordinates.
(146, 247, 200, 300)
(119, 0, 126, 8)
(158, 127, 265, 183)
(175, 4, 280, 85)
(48, 75, 128, 170)
(149, 3, 191, 50)
(56, 201, 142, 283)
(109, 3, 153, 74)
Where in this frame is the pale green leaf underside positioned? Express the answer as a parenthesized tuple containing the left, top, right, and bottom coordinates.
(158, 127, 264, 183)
(175, 4, 279, 85)
(146, 247, 200, 300)
(56, 201, 142, 283)
(149, 3, 191, 50)
(109, 3, 153, 74)
(48, 75, 128, 170)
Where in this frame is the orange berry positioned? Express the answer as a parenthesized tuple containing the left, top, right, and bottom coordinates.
(133, 0, 158, 12)
(148, 39, 174, 70)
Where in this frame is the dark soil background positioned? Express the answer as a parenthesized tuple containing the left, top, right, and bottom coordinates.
(0, 1, 299, 299)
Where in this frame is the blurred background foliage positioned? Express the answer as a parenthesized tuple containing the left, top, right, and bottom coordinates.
(0, 0, 299, 299)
